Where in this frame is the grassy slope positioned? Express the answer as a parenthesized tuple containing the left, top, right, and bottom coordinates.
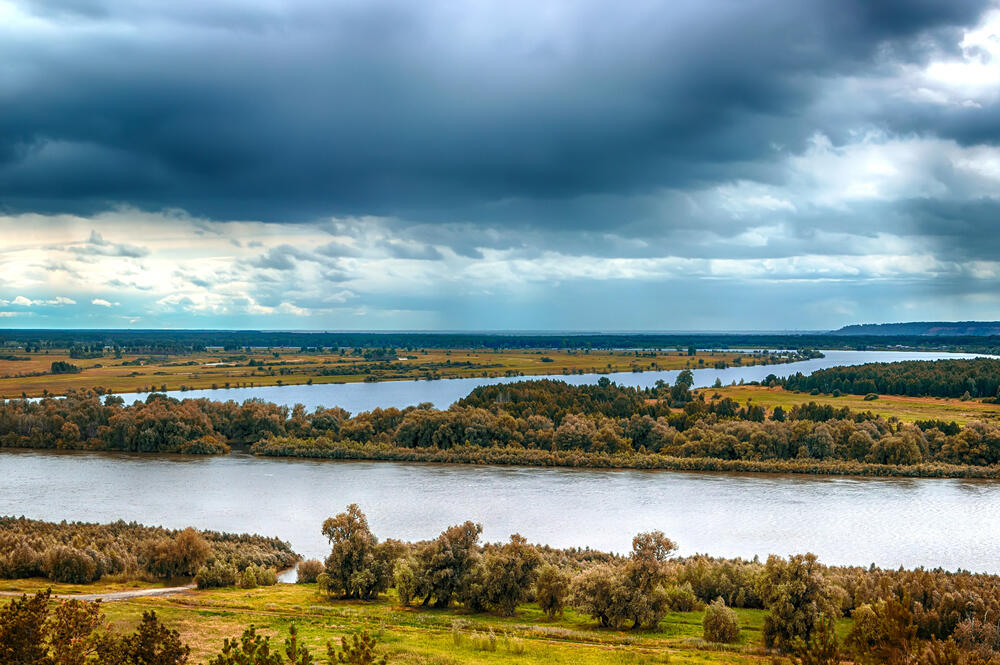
(96, 584, 784, 664)
(0, 349, 779, 398)
(698, 385, 1000, 425)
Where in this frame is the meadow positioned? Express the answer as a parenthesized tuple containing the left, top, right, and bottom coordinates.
(699, 385, 1000, 425)
(0, 347, 790, 398)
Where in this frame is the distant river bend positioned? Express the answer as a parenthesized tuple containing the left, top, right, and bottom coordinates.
(116, 349, 995, 413)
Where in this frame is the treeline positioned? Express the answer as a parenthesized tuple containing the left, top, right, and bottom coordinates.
(781, 357, 1000, 400)
(306, 504, 1000, 661)
(0, 516, 298, 584)
(4, 328, 1000, 354)
(5, 379, 999, 471)
(253, 386, 1000, 469)
(0, 390, 351, 453)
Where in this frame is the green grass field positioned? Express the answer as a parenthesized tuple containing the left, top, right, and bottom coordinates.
(0, 580, 842, 664)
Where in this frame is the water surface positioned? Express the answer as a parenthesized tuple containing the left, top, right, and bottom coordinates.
(2, 448, 999, 573)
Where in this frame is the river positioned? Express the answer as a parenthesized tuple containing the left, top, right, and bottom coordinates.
(3, 448, 1000, 573)
(115, 349, 994, 413)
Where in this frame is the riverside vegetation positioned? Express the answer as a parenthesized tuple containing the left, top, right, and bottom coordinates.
(2, 360, 1000, 477)
(5, 506, 1000, 663)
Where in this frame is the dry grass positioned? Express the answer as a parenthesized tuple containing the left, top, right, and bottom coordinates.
(697, 385, 1000, 425)
(0, 348, 780, 398)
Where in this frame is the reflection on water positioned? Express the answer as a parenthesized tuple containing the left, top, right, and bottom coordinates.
(2, 448, 1000, 573)
(113, 350, 995, 413)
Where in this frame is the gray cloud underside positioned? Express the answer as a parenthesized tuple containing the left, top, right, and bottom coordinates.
(0, 0, 993, 227)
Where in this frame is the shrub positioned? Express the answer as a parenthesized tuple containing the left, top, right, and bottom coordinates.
(296, 559, 324, 584)
(43, 546, 99, 584)
(864, 393, 879, 401)
(535, 565, 570, 619)
(195, 561, 237, 589)
(237, 564, 276, 589)
(663, 582, 700, 612)
(702, 597, 740, 643)
(393, 560, 418, 606)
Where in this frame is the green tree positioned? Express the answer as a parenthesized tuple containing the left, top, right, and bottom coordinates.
(413, 521, 482, 608)
(758, 553, 836, 653)
(702, 597, 740, 643)
(535, 565, 571, 619)
(477, 534, 541, 616)
(0, 590, 50, 665)
(321, 505, 402, 600)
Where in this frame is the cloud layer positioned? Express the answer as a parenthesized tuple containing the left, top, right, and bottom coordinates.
(1, 0, 999, 328)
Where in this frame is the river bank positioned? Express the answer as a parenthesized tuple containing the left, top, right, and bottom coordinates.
(249, 438, 1000, 479)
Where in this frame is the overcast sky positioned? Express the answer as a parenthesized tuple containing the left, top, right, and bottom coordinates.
(2, 0, 1000, 330)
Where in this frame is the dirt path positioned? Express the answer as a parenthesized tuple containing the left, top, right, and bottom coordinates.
(0, 584, 195, 602)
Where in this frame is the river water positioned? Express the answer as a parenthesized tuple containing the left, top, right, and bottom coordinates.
(115, 349, 994, 413)
(3, 449, 1000, 573)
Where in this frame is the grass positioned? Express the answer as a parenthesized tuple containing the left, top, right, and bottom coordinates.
(698, 385, 1000, 425)
(0, 348, 787, 399)
(2, 580, 813, 664)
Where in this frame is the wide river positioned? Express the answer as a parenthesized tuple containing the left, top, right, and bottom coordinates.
(5, 349, 1000, 574)
(3, 449, 1000, 573)
(117, 349, 994, 413)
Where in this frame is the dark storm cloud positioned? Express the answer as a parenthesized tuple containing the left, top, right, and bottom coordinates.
(0, 0, 991, 225)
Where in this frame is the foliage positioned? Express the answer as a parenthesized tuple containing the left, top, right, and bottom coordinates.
(758, 553, 837, 653)
(327, 631, 387, 665)
(0, 592, 188, 665)
(702, 597, 740, 643)
(296, 559, 324, 584)
(535, 564, 571, 618)
(321, 505, 403, 600)
(782, 358, 1000, 399)
(0, 516, 297, 585)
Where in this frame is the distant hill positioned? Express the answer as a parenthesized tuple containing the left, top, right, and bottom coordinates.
(832, 322, 1000, 336)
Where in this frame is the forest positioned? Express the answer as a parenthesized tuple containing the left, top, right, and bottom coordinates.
(781, 358, 1000, 400)
(2, 376, 1000, 473)
(5, 505, 1000, 664)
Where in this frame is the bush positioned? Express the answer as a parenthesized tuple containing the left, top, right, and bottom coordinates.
(194, 561, 237, 589)
(42, 546, 99, 584)
(237, 564, 276, 589)
(296, 559, 324, 584)
(393, 560, 418, 606)
(864, 393, 879, 401)
(535, 565, 570, 619)
(702, 597, 740, 643)
(663, 582, 700, 612)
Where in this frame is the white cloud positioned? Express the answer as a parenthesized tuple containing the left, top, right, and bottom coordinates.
(91, 298, 115, 307)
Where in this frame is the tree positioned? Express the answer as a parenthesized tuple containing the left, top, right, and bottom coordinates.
(702, 598, 740, 643)
(413, 521, 482, 608)
(476, 534, 541, 616)
(758, 553, 837, 653)
(321, 505, 402, 600)
(792, 614, 840, 665)
(535, 565, 571, 619)
(620, 531, 676, 629)
(846, 596, 918, 665)
(102, 611, 189, 665)
(0, 590, 49, 665)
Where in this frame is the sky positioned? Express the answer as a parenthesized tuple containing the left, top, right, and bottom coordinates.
(1, 0, 1000, 331)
